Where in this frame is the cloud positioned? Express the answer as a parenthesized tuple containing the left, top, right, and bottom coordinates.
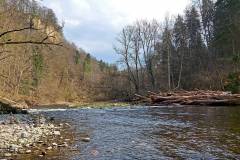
(39, 0, 190, 62)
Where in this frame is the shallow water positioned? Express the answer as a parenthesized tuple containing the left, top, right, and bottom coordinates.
(32, 105, 240, 160)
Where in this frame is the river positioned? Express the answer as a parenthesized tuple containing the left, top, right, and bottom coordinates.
(30, 105, 240, 160)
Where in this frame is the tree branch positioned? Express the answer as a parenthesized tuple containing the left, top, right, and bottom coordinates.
(0, 27, 39, 38)
(0, 41, 63, 46)
(0, 54, 14, 61)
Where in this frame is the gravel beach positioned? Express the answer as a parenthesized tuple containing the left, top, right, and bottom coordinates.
(0, 113, 66, 158)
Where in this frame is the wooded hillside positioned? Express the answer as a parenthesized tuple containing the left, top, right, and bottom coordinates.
(0, 0, 124, 104)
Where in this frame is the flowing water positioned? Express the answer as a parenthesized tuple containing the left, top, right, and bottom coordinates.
(31, 105, 240, 160)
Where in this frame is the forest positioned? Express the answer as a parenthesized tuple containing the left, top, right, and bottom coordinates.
(0, 0, 240, 159)
(0, 0, 239, 105)
(115, 0, 240, 96)
(0, 0, 123, 104)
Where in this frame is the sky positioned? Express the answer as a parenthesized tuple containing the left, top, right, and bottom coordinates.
(38, 0, 190, 63)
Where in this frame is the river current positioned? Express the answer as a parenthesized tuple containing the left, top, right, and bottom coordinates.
(30, 105, 240, 160)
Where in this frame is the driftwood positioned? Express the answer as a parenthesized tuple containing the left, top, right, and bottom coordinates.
(135, 90, 240, 106)
(0, 97, 28, 114)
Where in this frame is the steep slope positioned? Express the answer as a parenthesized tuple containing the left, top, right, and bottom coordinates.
(0, 0, 119, 104)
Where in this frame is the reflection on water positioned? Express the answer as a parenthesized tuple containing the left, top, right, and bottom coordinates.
(40, 106, 240, 160)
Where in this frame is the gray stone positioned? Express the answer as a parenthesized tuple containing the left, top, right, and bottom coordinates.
(9, 144, 19, 152)
(53, 131, 61, 136)
(21, 132, 28, 138)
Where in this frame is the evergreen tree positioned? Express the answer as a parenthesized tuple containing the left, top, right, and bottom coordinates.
(185, 6, 205, 73)
(214, 0, 240, 57)
(173, 15, 188, 88)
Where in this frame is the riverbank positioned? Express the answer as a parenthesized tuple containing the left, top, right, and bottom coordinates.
(33, 101, 131, 109)
(0, 113, 74, 159)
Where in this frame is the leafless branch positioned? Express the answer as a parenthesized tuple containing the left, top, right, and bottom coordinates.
(0, 41, 63, 46)
(0, 54, 14, 61)
(0, 27, 39, 38)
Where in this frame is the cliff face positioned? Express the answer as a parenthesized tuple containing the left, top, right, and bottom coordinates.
(33, 18, 62, 43)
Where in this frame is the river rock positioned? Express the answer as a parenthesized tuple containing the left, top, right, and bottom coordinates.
(25, 144, 30, 148)
(46, 146, 52, 150)
(21, 132, 28, 138)
(26, 150, 32, 154)
(81, 137, 90, 142)
(52, 143, 58, 146)
(53, 131, 61, 136)
(65, 123, 71, 127)
(9, 144, 20, 152)
(4, 153, 11, 157)
(18, 149, 26, 154)
(58, 142, 68, 147)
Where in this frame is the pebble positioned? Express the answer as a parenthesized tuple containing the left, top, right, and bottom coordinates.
(65, 123, 71, 127)
(9, 144, 19, 152)
(81, 137, 90, 142)
(18, 149, 25, 154)
(0, 114, 72, 158)
(21, 132, 28, 138)
(52, 143, 58, 146)
(58, 142, 68, 147)
(4, 153, 11, 157)
(26, 150, 32, 154)
(53, 131, 61, 136)
(47, 146, 52, 150)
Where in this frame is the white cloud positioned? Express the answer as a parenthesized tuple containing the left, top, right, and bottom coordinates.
(39, 0, 190, 62)
(64, 19, 81, 27)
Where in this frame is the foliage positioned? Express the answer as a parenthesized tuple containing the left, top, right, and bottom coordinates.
(225, 72, 240, 93)
(83, 54, 92, 73)
(32, 52, 44, 87)
(74, 50, 81, 64)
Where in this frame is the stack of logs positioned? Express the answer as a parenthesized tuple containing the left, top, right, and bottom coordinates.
(135, 90, 240, 106)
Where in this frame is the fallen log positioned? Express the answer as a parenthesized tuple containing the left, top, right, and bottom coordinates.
(180, 99, 240, 106)
(0, 97, 28, 114)
(135, 90, 240, 106)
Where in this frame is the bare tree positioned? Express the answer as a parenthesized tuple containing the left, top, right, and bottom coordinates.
(137, 20, 160, 89)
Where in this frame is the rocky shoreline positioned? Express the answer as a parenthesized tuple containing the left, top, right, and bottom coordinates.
(0, 113, 73, 159)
